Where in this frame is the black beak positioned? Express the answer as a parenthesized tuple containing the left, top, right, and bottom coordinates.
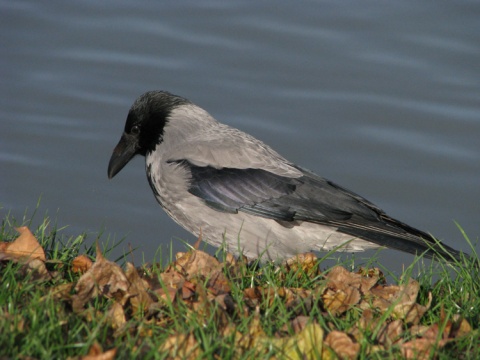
(108, 133, 138, 179)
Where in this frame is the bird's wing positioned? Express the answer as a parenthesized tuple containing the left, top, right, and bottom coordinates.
(171, 159, 381, 222)
(165, 125, 303, 178)
(170, 159, 463, 261)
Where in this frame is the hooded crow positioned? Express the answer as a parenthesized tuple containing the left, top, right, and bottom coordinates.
(108, 90, 464, 263)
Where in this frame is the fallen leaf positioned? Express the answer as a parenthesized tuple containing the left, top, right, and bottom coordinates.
(206, 269, 231, 295)
(356, 267, 385, 283)
(376, 319, 403, 346)
(327, 266, 380, 294)
(400, 338, 445, 360)
(125, 262, 154, 313)
(224, 252, 237, 266)
(27, 258, 53, 281)
(243, 287, 264, 308)
(76, 341, 117, 360)
(159, 332, 202, 359)
(448, 314, 472, 338)
(159, 268, 185, 289)
(275, 322, 324, 360)
(322, 286, 360, 315)
(72, 255, 93, 274)
(193, 229, 203, 250)
(3, 227, 46, 261)
(45, 283, 74, 301)
(72, 243, 129, 313)
(369, 279, 431, 324)
(289, 315, 310, 334)
(410, 311, 472, 346)
(190, 282, 216, 321)
(234, 309, 267, 351)
(0, 227, 53, 280)
(153, 285, 178, 305)
(393, 291, 432, 325)
(224, 307, 323, 359)
(350, 309, 405, 347)
(324, 330, 360, 360)
(282, 252, 319, 279)
(0, 242, 8, 252)
(173, 250, 222, 280)
(108, 301, 126, 331)
(320, 266, 383, 315)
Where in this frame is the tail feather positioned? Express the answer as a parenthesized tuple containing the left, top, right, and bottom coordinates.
(334, 215, 466, 263)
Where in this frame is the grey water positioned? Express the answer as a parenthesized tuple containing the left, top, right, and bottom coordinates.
(2, 1, 479, 273)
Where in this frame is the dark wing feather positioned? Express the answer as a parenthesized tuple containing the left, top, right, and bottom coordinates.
(174, 160, 463, 261)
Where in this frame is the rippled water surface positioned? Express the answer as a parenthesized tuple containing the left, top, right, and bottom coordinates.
(2, 1, 479, 270)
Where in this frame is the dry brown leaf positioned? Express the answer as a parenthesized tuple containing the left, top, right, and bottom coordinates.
(108, 302, 126, 331)
(190, 281, 217, 321)
(326, 266, 380, 294)
(3, 226, 46, 261)
(214, 293, 231, 312)
(322, 286, 360, 315)
(181, 281, 196, 300)
(224, 309, 323, 359)
(154, 285, 178, 305)
(376, 320, 404, 346)
(283, 252, 319, 279)
(356, 267, 385, 283)
(243, 287, 263, 307)
(207, 269, 231, 295)
(243, 286, 313, 314)
(26, 258, 52, 281)
(350, 309, 404, 347)
(398, 305, 463, 360)
(290, 315, 310, 334)
(72, 255, 93, 274)
(159, 268, 185, 289)
(393, 291, 432, 324)
(438, 306, 473, 339)
(324, 330, 360, 360)
(46, 283, 74, 301)
(244, 287, 279, 308)
(193, 229, 203, 249)
(124, 262, 153, 313)
(238, 310, 267, 350)
(72, 243, 129, 313)
(0, 241, 8, 252)
(77, 341, 117, 360)
(277, 287, 295, 305)
(400, 311, 472, 360)
(400, 338, 445, 360)
(224, 252, 238, 266)
(173, 250, 222, 279)
(410, 312, 472, 345)
(159, 332, 202, 359)
(369, 279, 430, 324)
(409, 324, 433, 338)
(449, 314, 472, 338)
(274, 322, 324, 360)
(0, 227, 50, 281)
(320, 266, 383, 315)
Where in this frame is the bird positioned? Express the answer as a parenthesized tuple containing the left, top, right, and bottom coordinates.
(108, 90, 464, 263)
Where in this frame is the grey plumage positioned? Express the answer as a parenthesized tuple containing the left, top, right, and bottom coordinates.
(108, 90, 465, 263)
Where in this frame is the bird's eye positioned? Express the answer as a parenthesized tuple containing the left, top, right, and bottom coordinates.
(131, 125, 140, 135)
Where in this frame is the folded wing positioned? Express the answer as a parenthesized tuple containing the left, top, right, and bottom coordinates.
(172, 159, 463, 262)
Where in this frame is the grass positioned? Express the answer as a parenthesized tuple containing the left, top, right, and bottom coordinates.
(0, 210, 479, 359)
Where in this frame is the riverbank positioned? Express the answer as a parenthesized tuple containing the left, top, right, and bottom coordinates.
(0, 213, 478, 359)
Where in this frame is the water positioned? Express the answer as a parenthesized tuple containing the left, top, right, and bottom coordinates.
(2, 1, 479, 272)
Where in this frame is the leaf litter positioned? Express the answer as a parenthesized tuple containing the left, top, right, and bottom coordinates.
(0, 226, 476, 359)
